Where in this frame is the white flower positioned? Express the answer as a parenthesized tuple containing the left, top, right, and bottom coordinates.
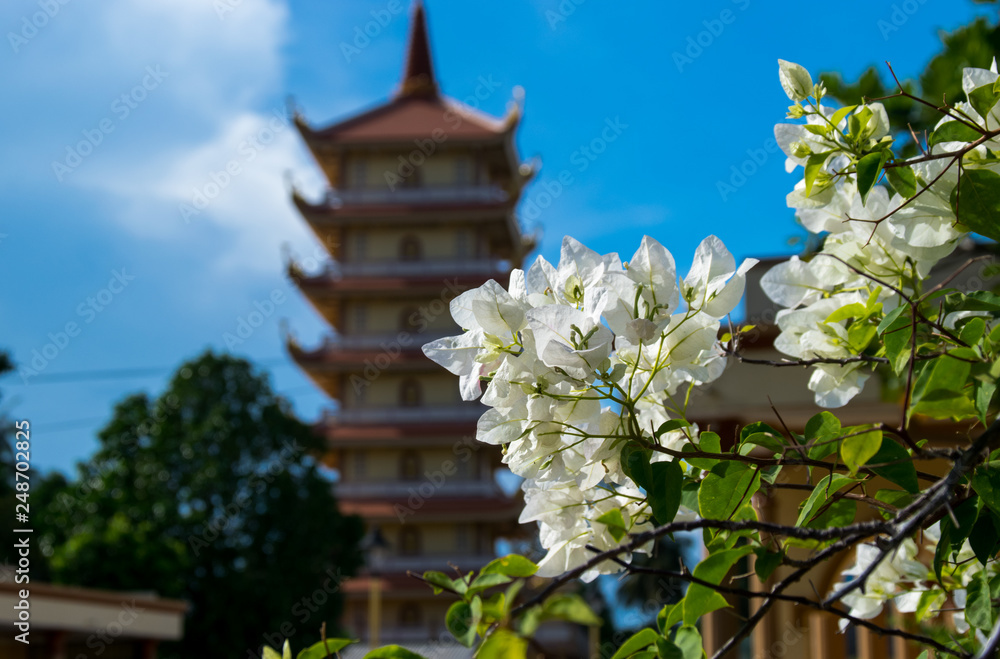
(682, 235, 758, 318)
(778, 59, 813, 102)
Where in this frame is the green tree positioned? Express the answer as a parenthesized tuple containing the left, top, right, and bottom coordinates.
(37, 351, 364, 659)
(821, 11, 1000, 155)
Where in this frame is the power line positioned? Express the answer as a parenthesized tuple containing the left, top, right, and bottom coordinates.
(1, 358, 293, 386)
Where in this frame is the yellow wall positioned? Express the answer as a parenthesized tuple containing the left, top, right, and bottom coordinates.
(342, 226, 480, 262)
(345, 299, 459, 335)
(339, 447, 489, 483)
(343, 151, 477, 190)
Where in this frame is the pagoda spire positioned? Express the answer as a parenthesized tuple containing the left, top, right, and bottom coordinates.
(398, 1, 438, 97)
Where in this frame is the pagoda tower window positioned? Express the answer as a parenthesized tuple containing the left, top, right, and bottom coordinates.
(399, 379, 422, 407)
(399, 450, 422, 481)
(399, 307, 420, 332)
(454, 156, 471, 187)
(399, 235, 422, 261)
(398, 602, 422, 629)
(399, 527, 422, 556)
(350, 159, 367, 189)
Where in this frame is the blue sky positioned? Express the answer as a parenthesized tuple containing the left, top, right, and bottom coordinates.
(1, 0, 996, 475)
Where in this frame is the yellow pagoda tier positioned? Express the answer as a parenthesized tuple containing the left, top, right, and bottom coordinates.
(286, 2, 532, 648)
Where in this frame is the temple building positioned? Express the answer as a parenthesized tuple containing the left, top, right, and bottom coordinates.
(285, 3, 534, 649)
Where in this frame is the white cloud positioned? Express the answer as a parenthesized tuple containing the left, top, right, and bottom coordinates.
(18, 0, 337, 278)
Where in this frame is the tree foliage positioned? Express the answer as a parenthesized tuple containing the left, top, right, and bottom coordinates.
(37, 352, 364, 659)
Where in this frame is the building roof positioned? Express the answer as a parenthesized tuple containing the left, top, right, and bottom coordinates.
(293, 2, 517, 149)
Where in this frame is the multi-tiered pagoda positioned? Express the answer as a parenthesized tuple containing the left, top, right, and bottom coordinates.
(286, 3, 534, 647)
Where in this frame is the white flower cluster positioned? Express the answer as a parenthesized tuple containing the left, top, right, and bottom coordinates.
(423, 235, 756, 579)
(835, 523, 999, 638)
(761, 60, 1000, 407)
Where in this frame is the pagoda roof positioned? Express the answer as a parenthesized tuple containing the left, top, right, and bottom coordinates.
(291, 189, 517, 222)
(339, 494, 522, 523)
(294, 3, 517, 150)
(289, 265, 497, 299)
(289, 339, 436, 373)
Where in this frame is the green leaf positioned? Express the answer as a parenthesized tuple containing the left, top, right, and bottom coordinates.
(622, 444, 653, 490)
(672, 625, 704, 659)
(657, 420, 689, 436)
(753, 548, 783, 581)
(446, 599, 481, 647)
(481, 555, 538, 578)
(297, 639, 355, 659)
(657, 603, 683, 635)
(655, 639, 683, 659)
(477, 631, 526, 659)
(740, 432, 784, 455)
(928, 121, 983, 146)
(876, 304, 906, 335)
(847, 321, 877, 352)
(830, 104, 857, 128)
(915, 590, 946, 623)
(911, 353, 976, 420)
(649, 460, 683, 525)
(807, 498, 856, 529)
(541, 593, 602, 626)
(610, 629, 661, 659)
(422, 571, 457, 595)
(966, 569, 994, 631)
(795, 473, 858, 527)
(885, 165, 917, 198)
(596, 509, 628, 542)
(825, 302, 867, 324)
(951, 169, 1000, 243)
(970, 509, 1000, 565)
(805, 411, 842, 460)
(683, 432, 720, 471)
(867, 439, 919, 493)
(882, 312, 913, 376)
(960, 317, 987, 346)
(856, 152, 884, 205)
(683, 547, 753, 624)
(969, 83, 1000, 123)
(933, 519, 953, 583)
(467, 572, 512, 596)
(875, 489, 913, 520)
(841, 429, 882, 475)
(804, 153, 827, 197)
(698, 462, 759, 521)
(972, 463, 1000, 517)
(263, 647, 283, 659)
(364, 646, 428, 659)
